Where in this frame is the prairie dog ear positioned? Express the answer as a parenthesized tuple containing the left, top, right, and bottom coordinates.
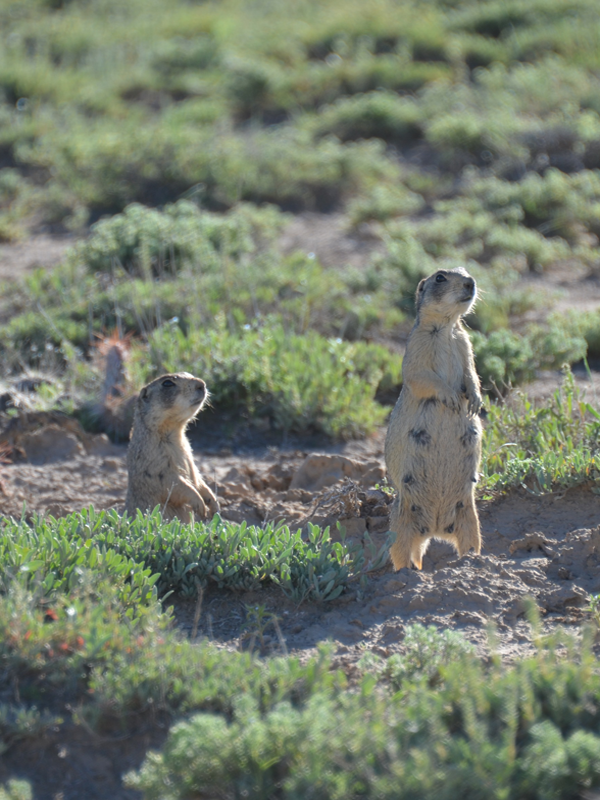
(415, 278, 427, 306)
(140, 387, 149, 402)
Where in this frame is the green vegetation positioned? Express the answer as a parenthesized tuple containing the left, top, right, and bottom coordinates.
(0, 507, 387, 604)
(0, 782, 31, 800)
(0, 0, 600, 437)
(358, 622, 476, 688)
(482, 369, 600, 494)
(2, 0, 600, 235)
(122, 618, 600, 799)
(0, 200, 407, 439)
(0, 573, 346, 755)
(0, 377, 599, 795)
(138, 320, 401, 438)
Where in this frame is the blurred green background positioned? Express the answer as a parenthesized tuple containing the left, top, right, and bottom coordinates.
(1, 0, 600, 438)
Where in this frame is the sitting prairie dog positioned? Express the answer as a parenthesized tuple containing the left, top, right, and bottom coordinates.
(125, 372, 219, 522)
(385, 267, 483, 570)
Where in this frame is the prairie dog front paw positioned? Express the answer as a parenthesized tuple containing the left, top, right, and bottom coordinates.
(465, 389, 483, 416)
(440, 390, 462, 412)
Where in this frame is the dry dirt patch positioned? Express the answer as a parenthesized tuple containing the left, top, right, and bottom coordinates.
(0, 234, 74, 283)
(0, 722, 166, 800)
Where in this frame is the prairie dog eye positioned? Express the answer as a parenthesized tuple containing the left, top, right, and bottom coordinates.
(161, 379, 176, 387)
(435, 274, 447, 283)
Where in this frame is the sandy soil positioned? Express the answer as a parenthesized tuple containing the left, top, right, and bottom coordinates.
(0, 234, 74, 282)
(280, 211, 383, 270)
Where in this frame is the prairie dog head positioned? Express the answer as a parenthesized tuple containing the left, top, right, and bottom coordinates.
(137, 372, 208, 432)
(415, 268, 477, 324)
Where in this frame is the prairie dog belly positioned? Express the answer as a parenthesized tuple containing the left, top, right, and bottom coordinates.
(386, 396, 481, 535)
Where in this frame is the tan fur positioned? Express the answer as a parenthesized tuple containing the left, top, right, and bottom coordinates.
(385, 268, 483, 570)
(125, 372, 219, 522)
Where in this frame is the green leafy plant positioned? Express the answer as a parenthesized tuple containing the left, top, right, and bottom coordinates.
(0, 507, 388, 605)
(384, 623, 476, 687)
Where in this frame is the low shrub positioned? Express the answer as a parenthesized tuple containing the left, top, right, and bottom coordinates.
(358, 623, 476, 688)
(0, 310, 88, 365)
(557, 309, 600, 358)
(463, 169, 600, 243)
(471, 322, 587, 392)
(135, 319, 402, 439)
(0, 578, 345, 731)
(485, 223, 569, 270)
(426, 111, 508, 160)
(127, 623, 600, 800)
(71, 200, 285, 276)
(312, 91, 424, 144)
(0, 781, 32, 800)
(472, 329, 536, 389)
(386, 201, 571, 272)
(23, 118, 392, 215)
(347, 183, 425, 226)
(0, 507, 386, 605)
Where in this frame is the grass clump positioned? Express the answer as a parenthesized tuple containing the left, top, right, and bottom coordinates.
(481, 369, 600, 494)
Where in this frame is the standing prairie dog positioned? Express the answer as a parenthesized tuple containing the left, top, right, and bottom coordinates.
(385, 267, 483, 570)
(125, 372, 219, 522)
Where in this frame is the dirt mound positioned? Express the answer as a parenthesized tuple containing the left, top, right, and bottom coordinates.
(173, 484, 600, 667)
(0, 417, 126, 518)
(290, 453, 384, 492)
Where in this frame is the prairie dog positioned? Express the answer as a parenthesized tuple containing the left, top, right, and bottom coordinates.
(125, 372, 219, 522)
(385, 268, 483, 570)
